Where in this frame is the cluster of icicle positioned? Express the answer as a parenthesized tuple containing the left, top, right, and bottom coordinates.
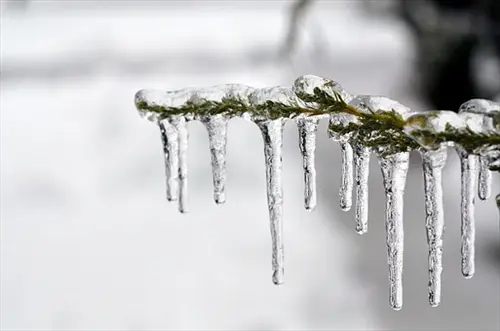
(134, 75, 500, 311)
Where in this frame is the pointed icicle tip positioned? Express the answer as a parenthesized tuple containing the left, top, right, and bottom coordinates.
(339, 141, 354, 212)
(421, 147, 447, 307)
(297, 117, 319, 211)
(257, 119, 285, 286)
(201, 115, 229, 205)
(456, 147, 477, 279)
(159, 119, 180, 202)
(354, 143, 370, 234)
(378, 152, 409, 311)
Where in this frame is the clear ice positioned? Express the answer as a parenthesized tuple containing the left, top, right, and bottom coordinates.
(379, 152, 410, 311)
(201, 115, 229, 204)
(339, 142, 354, 211)
(172, 116, 189, 213)
(478, 156, 492, 200)
(354, 143, 370, 234)
(459, 99, 500, 200)
(421, 147, 447, 307)
(135, 77, 500, 311)
(258, 119, 285, 285)
(297, 117, 319, 210)
(159, 118, 179, 202)
(456, 147, 477, 279)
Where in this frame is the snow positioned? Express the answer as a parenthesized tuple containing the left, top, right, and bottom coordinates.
(1, 1, 499, 330)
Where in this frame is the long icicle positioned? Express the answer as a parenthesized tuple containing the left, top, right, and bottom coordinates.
(354, 143, 370, 234)
(378, 152, 409, 311)
(258, 119, 285, 285)
(201, 115, 229, 204)
(421, 147, 447, 307)
(171, 116, 189, 213)
(159, 119, 179, 202)
(340, 141, 353, 211)
(456, 147, 477, 279)
(478, 156, 491, 200)
(297, 117, 319, 210)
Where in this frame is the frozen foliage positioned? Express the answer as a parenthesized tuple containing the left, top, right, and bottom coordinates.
(134, 75, 500, 310)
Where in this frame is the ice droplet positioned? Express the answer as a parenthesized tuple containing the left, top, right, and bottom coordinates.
(378, 152, 409, 311)
(421, 147, 447, 307)
(456, 147, 477, 279)
(171, 116, 189, 213)
(478, 156, 492, 200)
(340, 142, 354, 211)
(354, 143, 370, 234)
(201, 115, 229, 204)
(257, 119, 285, 285)
(297, 117, 319, 210)
(159, 118, 179, 202)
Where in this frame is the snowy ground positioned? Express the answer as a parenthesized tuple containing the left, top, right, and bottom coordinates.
(1, 1, 499, 330)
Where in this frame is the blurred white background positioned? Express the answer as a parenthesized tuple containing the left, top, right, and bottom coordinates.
(1, 1, 499, 330)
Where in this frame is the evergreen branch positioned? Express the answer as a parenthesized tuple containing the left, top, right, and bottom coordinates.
(135, 76, 500, 159)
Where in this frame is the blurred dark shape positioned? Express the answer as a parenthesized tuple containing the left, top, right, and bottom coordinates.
(281, 0, 314, 57)
(397, 0, 500, 110)
(283, 0, 500, 110)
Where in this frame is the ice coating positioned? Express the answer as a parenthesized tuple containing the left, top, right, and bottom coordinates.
(135, 77, 500, 309)
(459, 98, 500, 132)
(378, 152, 409, 311)
(349, 95, 412, 119)
(200, 114, 229, 204)
(293, 76, 357, 212)
(159, 118, 179, 202)
(354, 143, 370, 234)
(405, 111, 466, 149)
(459, 99, 500, 199)
(172, 116, 189, 213)
(257, 119, 285, 285)
(421, 147, 447, 307)
(297, 117, 319, 210)
(456, 147, 477, 278)
(292, 74, 352, 105)
(339, 142, 354, 211)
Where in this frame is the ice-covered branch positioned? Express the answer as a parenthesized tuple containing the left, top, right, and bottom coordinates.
(134, 75, 500, 311)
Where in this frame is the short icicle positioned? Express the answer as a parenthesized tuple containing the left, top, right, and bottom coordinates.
(456, 147, 477, 279)
(378, 152, 410, 311)
(159, 119, 179, 202)
(171, 116, 189, 213)
(478, 156, 491, 200)
(340, 141, 354, 211)
(201, 115, 229, 204)
(354, 143, 370, 234)
(421, 147, 447, 307)
(297, 117, 319, 210)
(257, 119, 285, 285)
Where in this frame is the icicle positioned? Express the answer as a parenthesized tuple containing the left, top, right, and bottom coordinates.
(456, 147, 477, 279)
(171, 116, 189, 214)
(421, 147, 447, 307)
(257, 119, 285, 285)
(354, 143, 370, 234)
(340, 142, 354, 211)
(478, 156, 491, 200)
(158, 119, 179, 202)
(378, 152, 410, 311)
(297, 117, 319, 210)
(201, 115, 229, 204)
